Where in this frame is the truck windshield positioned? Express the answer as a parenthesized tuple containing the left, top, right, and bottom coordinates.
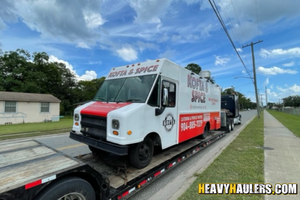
(93, 74, 157, 103)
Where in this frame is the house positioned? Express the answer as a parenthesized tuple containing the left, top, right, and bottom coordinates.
(0, 91, 61, 125)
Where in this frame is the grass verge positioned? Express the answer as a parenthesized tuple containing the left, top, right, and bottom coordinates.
(179, 113, 264, 200)
(0, 117, 73, 140)
(267, 109, 300, 138)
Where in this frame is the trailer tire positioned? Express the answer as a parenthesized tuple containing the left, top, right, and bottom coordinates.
(129, 137, 153, 169)
(199, 125, 209, 139)
(35, 177, 95, 200)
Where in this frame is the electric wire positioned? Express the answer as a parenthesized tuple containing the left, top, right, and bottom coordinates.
(209, 0, 253, 83)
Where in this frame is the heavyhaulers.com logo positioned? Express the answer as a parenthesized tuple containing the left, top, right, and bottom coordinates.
(199, 183, 298, 195)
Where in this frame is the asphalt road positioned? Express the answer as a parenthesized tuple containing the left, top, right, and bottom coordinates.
(30, 110, 257, 199)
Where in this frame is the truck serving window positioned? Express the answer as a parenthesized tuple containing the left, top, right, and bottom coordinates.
(94, 75, 157, 103)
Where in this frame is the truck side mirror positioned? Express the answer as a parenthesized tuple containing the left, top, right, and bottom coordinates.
(162, 88, 168, 106)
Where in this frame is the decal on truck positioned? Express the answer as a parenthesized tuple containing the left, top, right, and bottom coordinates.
(163, 113, 175, 131)
(187, 74, 208, 103)
(108, 65, 159, 78)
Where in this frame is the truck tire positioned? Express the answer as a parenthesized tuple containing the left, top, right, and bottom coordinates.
(129, 137, 153, 169)
(35, 177, 95, 200)
(199, 125, 209, 139)
(231, 120, 234, 131)
(226, 119, 231, 133)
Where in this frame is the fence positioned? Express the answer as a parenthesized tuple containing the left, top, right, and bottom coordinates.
(276, 107, 300, 116)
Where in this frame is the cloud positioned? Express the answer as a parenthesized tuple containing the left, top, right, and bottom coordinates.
(215, 56, 230, 66)
(136, 41, 158, 52)
(236, 48, 243, 52)
(257, 66, 298, 75)
(78, 70, 97, 81)
(49, 55, 97, 81)
(116, 47, 138, 62)
(215, 0, 300, 42)
(260, 47, 300, 58)
(76, 42, 91, 49)
(277, 84, 300, 93)
(158, 49, 177, 59)
(264, 78, 269, 86)
(283, 61, 295, 67)
(130, 0, 172, 24)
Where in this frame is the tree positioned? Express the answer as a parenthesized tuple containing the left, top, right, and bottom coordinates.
(185, 63, 201, 74)
(283, 95, 300, 108)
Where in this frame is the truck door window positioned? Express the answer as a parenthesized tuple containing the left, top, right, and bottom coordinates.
(162, 81, 176, 107)
(148, 78, 160, 107)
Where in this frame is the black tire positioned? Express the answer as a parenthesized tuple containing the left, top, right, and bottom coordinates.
(226, 119, 231, 133)
(35, 177, 95, 200)
(129, 137, 153, 169)
(231, 120, 235, 131)
(199, 125, 209, 139)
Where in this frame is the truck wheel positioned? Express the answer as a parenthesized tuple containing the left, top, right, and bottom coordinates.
(226, 119, 231, 133)
(199, 125, 209, 139)
(35, 177, 95, 200)
(231, 120, 235, 131)
(129, 137, 153, 169)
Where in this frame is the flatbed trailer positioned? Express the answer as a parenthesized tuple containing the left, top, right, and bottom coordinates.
(0, 131, 226, 200)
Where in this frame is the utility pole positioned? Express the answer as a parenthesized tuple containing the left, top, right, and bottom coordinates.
(242, 40, 263, 118)
(265, 86, 268, 107)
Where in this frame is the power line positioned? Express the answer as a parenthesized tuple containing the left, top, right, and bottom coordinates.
(209, 0, 253, 81)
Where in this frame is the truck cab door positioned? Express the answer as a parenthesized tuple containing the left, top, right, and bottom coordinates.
(156, 79, 178, 148)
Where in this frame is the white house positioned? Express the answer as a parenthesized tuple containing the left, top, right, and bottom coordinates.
(0, 91, 61, 125)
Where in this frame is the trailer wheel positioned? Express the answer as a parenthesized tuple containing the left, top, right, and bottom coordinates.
(129, 137, 153, 169)
(35, 177, 95, 200)
(199, 125, 209, 139)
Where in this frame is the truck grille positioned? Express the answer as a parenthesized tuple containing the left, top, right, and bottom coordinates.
(80, 114, 107, 140)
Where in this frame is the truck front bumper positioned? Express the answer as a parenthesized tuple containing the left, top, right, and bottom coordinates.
(70, 131, 128, 156)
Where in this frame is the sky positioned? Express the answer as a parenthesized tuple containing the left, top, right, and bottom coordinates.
(0, 0, 299, 104)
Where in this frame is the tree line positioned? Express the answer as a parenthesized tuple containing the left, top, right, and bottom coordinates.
(0, 49, 105, 115)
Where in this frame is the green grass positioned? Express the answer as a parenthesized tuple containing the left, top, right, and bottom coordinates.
(0, 116, 73, 140)
(179, 114, 264, 200)
(267, 110, 300, 138)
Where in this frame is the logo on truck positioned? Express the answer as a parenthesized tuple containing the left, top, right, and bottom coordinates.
(163, 114, 175, 131)
(187, 75, 208, 103)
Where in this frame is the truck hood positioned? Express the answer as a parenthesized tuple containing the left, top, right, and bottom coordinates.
(80, 101, 131, 117)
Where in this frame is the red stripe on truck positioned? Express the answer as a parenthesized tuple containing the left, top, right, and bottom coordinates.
(80, 102, 131, 117)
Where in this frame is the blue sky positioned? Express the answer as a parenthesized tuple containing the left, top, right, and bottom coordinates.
(0, 0, 299, 104)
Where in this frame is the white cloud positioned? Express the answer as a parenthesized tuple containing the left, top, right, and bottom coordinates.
(257, 66, 298, 75)
(264, 78, 269, 86)
(49, 55, 97, 81)
(116, 47, 138, 61)
(283, 61, 295, 67)
(215, 56, 230, 66)
(215, 0, 300, 42)
(130, 0, 172, 24)
(76, 42, 91, 49)
(277, 84, 300, 93)
(236, 48, 243, 52)
(136, 41, 158, 52)
(78, 70, 97, 81)
(260, 47, 300, 58)
(83, 9, 106, 29)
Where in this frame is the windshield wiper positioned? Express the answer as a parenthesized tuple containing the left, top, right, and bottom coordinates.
(126, 98, 142, 102)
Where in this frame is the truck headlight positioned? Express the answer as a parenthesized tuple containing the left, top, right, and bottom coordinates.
(112, 119, 120, 129)
(74, 114, 79, 121)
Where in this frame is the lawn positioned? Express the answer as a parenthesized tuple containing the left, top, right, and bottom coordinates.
(0, 116, 73, 140)
(179, 113, 264, 200)
(267, 109, 300, 138)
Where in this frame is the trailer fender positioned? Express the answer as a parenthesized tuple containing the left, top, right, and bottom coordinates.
(34, 176, 96, 200)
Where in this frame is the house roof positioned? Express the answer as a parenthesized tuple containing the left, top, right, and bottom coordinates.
(0, 91, 61, 103)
